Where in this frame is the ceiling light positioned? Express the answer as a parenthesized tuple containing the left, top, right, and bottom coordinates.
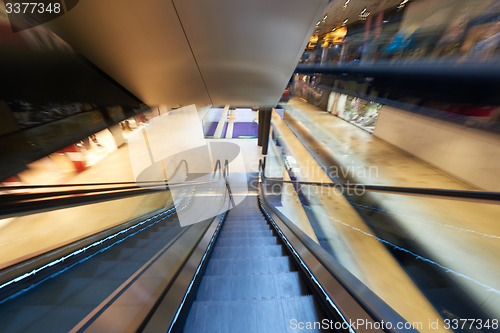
(398, 0, 409, 9)
(359, 8, 370, 20)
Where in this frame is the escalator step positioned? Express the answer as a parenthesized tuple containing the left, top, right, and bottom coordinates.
(225, 215, 266, 220)
(196, 272, 307, 301)
(205, 257, 294, 275)
(217, 237, 277, 247)
(211, 245, 285, 259)
(223, 220, 268, 227)
(222, 225, 270, 231)
(183, 296, 326, 333)
(218, 229, 273, 238)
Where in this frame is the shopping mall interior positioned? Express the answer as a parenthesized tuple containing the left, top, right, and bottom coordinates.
(0, 0, 500, 332)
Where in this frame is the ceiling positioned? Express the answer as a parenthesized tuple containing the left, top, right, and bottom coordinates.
(313, 0, 408, 36)
(45, 0, 328, 108)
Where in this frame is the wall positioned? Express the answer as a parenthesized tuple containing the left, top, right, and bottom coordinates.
(373, 106, 500, 191)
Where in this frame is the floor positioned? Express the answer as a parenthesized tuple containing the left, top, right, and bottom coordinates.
(283, 97, 500, 322)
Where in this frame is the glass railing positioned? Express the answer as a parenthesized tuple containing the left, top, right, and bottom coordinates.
(0, 184, 174, 269)
(261, 137, 500, 333)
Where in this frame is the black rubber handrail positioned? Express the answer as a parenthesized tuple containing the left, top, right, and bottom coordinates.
(0, 160, 192, 204)
(0, 159, 190, 191)
(0, 181, 167, 190)
(0, 185, 154, 204)
(0, 159, 237, 218)
(259, 159, 500, 204)
(222, 159, 235, 208)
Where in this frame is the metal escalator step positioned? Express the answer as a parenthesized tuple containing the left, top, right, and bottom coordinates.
(224, 220, 267, 225)
(183, 296, 326, 333)
(223, 220, 268, 226)
(196, 272, 307, 301)
(218, 229, 273, 238)
(217, 236, 277, 247)
(222, 225, 270, 231)
(211, 245, 285, 259)
(226, 214, 265, 219)
(205, 257, 294, 275)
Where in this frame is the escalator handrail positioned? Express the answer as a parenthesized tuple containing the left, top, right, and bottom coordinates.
(168, 159, 189, 182)
(259, 159, 500, 204)
(0, 160, 213, 216)
(213, 159, 222, 180)
(222, 159, 235, 208)
(0, 159, 189, 193)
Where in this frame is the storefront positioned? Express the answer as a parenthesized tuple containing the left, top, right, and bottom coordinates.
(336, 95, 382, 133)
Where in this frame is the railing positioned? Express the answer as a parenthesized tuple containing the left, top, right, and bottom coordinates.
(258, 157, 500, 333)
(0, 159, 225, 219)
(260, 159, 500, 205)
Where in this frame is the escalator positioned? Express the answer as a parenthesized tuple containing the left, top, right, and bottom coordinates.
(0, 160, 420, 333)
(182, 196, 327, 333)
